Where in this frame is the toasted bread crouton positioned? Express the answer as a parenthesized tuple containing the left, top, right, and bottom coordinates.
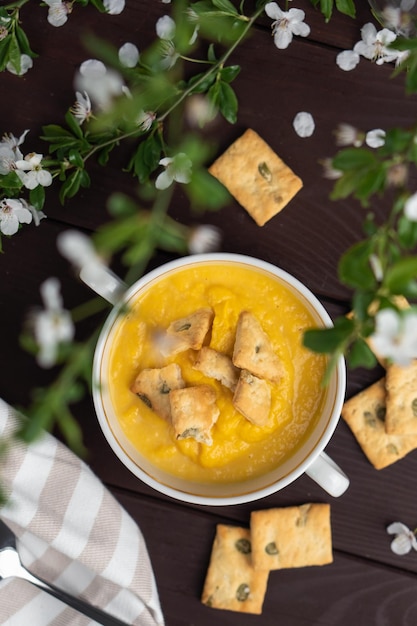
(193, 346, 240, 391)
(162, 308, 214, 356)
(131, 363, 185, 421)
(170, 385, 219, 445)
(232, 311, 283, 383)
(233, 369, 271, 427)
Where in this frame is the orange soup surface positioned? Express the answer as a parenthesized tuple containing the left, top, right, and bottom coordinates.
(107, 262, 327, 484)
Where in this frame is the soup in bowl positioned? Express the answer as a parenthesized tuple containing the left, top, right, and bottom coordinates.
(90, 254, 347, 505)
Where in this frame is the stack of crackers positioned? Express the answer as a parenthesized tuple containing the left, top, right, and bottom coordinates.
(342, 360, 417, 469)
(201, 503, 333, 615)
(131, 308, 283, 444)
(209, 128, 303, 226)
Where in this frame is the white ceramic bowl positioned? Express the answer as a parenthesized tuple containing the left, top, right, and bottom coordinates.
(91, 253, 347, 505)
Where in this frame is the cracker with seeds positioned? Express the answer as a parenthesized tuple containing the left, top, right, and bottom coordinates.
(385, 361, 417, 435)
(201, 524, 269, 615)
(232, 311, 283, 383)
(170, 384, 219, 445)
(162, 308, 214, 356)
(341, 377, 417, 469)
(193, 346, 240, 391)
(250, 504, 333, 571)
(233, 369, 271, 427)
(130, 363, 185, 422)
(208, 129, 303, 226)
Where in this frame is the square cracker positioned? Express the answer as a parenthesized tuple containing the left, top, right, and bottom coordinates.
(233, 369, 271, 427)
(250, 504, 332, 571)
(162, 308, 214, 356)
(201, 524, 269, 615)
(232, 310, 283, 383)
(208, 128, 303, 226)
(385, 361, 417, 435)
(193, 346, 240, 391)
(341, 377, 417, 469)
(170, 384, 219, 445)
(130, 363, 185, 422)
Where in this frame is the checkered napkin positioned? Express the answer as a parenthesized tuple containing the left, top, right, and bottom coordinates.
(0, 398, 165, 626)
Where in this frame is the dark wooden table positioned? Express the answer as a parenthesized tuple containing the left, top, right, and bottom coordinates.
(1, 1, 417, 624)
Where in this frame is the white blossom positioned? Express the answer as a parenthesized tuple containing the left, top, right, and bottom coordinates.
(387, 522, 417, 555)
(15, 153, 53, 190)
(159, 40, 179, 70)
(136, 110, 156, 132)
(155, 153, 192, 190)
(0, 131, 28, 173)
(22, 199, 47, 226)
(119, 42, 140, 68)
(70, 91, 92, 124)
(0, 145, 17, 175)
(334, 123, 364, 147)
(6, 54, 33, 75)
(265, 2, 310, 49)
(0, 198, 32, 236)
(404, 191, 417, 220)
(369, 308, 417, 366)
(156, 15, 176, 40)
(74, 59, 125, 110)
(188, 225, 222, 254)
(103, 0, 125, 14)
(57, 229, 103, 271)
(336, 49, 360, 71)
(32, 278, 75, 368)
(44, 0, 71, 27)
(354, 23, 398, 65)
(366, 128, 386, 148)
(293, 111, 315, 138)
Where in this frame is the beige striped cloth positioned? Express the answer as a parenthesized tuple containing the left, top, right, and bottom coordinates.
(0, 398, 165, 626)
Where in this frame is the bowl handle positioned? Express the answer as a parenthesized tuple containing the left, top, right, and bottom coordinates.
(305, 451, 349, 497)
(79, 262, 127, 305)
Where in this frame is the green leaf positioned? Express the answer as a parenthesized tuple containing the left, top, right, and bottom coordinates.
(338, 240, 376, 290)
(68, 149, 84, 168)
(347, 337, 377, 369)
(384, 256, 417, 294)
(187, 167, 231, 209)
(303, 316, 355, 354)
(212, 0, 238, 14)
(398, 214, 417, 248)
(208, 81, 238, 124)
(59, 169, 88, 203)
(107, 192, 138, 217)
(187, 70, 217, 94)
(29, 185, 46, 211)
(333, 147, 376, 171)
(65, 111, 84, 139)
(319, 0, 333, 21)
(128, 134, 162, 183)
(335, 0, 356, 17)
(220, 64, 240, 83)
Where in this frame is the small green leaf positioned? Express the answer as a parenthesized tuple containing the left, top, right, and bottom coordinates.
(303, 317, 355, 354)
(212, 0, 238, 13)
(338, 240, 376, 290)
(333, 148, 376, 171)
(68, 149, 84, 168)
(220, 64, 241, 83)
(29, 185, 46, 211)
(385, 256, 417, 294)
(335, 0, 356, 18)
(347, 338, 377, 369)
(208, 81, 238, 124)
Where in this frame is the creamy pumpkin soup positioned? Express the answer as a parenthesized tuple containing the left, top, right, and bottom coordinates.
(107, 261, 327, 485)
